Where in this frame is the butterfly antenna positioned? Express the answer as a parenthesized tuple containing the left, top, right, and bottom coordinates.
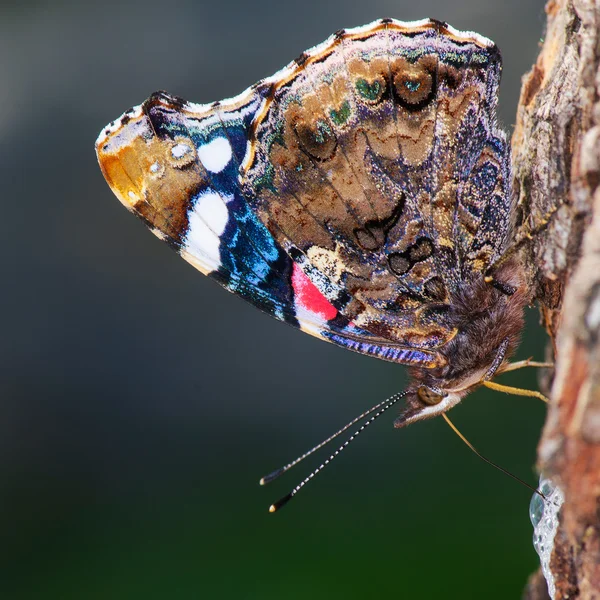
(441, 413, 545, 499)
(260, 390, 409, 486)
(267, 390, 409, 513)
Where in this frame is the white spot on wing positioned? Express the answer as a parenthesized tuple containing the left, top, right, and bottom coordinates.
(197, 137, 232, 173)
(195, 190, 229, 233)
(172, 143, 192, 158)
(183, 190, 230, 271)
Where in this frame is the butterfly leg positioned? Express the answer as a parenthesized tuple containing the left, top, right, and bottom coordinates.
(500, 358, 554, 373)
(482, 380, 549, 403)
(485, 204, 561, 278)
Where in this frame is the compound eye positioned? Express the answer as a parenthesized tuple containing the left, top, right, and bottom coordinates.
(417, 385, 446, 406)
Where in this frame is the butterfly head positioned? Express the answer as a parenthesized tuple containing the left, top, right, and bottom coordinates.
(394, 386, 466, 429)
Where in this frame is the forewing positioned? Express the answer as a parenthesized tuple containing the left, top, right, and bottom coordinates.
(96, 89, 440, 368)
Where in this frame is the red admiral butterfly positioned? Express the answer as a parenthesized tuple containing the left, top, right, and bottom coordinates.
(96, 18, 549, 511)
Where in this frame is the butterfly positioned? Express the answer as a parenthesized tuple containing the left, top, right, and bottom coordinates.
(96, 18, 548, 510)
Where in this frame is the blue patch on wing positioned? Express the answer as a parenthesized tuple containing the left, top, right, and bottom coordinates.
(148, 96, 298, 324)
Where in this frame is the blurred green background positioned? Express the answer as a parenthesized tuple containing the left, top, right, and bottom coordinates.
(2, 1, 549, 598)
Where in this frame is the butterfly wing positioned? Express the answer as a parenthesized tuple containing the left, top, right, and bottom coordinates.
(96, 18, 508, 370)
(242, 20, 510, 347)
(96, 91, 438, 368)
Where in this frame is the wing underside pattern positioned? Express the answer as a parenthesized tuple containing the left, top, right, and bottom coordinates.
(96, 18, 510, 370)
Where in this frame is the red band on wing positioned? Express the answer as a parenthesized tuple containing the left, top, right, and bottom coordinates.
(292, 264, 338, 322)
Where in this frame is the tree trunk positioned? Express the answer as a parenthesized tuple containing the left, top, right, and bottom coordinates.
(515, 1, 600, 598)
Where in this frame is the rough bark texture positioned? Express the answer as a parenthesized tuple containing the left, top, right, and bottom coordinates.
(514, 1, 600, 598)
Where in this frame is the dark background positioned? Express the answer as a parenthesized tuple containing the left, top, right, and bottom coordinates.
(3, 1, 549, 598)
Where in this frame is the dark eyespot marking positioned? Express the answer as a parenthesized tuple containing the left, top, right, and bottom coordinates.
(423, 276, 447, 301)
(294, 119, 337, 161)
(388, 236, 434, 277)
(355, 229, 380, 251)
(389, 254, 411, 275)
(329, 100, 351, 126)
(356, 77, 386, 104)
(393, 59, 436, 111)
(408, 237, 434, 262)
(354, 195, 406, 251)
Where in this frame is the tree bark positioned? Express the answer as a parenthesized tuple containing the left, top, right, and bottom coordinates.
(514, 1, 600, 598)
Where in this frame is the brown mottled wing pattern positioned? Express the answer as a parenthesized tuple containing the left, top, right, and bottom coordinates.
(242, 20, 511, 351)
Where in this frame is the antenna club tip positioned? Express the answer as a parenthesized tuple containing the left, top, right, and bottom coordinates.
(268, 505, 277, 513)
(260, 468, 285, 485)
